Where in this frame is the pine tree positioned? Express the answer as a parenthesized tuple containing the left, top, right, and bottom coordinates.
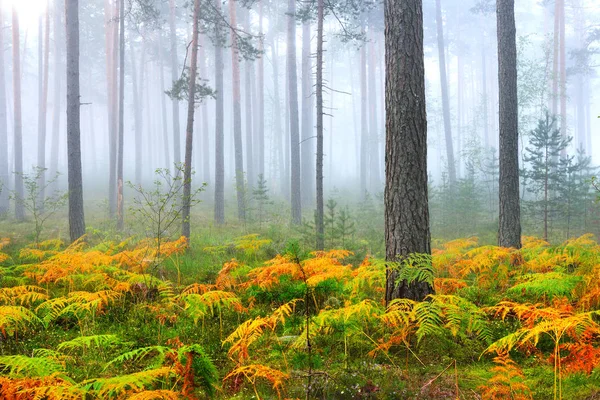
(252, 174, 272, 229)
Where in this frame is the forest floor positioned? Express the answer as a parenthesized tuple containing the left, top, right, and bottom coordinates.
(0, 213, 600, 399)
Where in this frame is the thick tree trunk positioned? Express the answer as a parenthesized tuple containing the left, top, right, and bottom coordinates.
(315, 0, 324, 250)
(214, 0, 225, 225)
(181, 0, 200, 239)
(169, 0, 181, 165)
(0, 3, 8, 215)
(301, 21, 314, 207)
(37, 10, 50, 209)
(360, 34, 368, 196)
(384, 0, 434, 303)
(287, 0, 301, 224)
(116, 0, 125, 230)
(435, 0, 456, 184)
(66, 0, 86, 241)
(229, 0, 246, 222)
(12, 7, 24, 221)
(496, 0, 521, 249)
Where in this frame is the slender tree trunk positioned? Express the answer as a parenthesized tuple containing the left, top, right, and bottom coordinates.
(49, 0, 62, 193)
(315, 0, 324, 250)
(287, 0, 301, 224)
(270, 34, 285, 198)
(109, 0, 119, 217)
(257, 0, 265, 178)
(435, 0, 456, 184)
(158, 29, 171, 169)
(214, 0, 225, 225)
(169, 0, 181, 165)
(0, 2, 8, 215)
(12, 7, 24, 221)
(481, 31, 489, 149)
(384, 0, 433, 302)
(130, 40, 143, 183)
(496, 0, 521, 249)
(301, 21, 314, 207)
(244, 10, 254, 190)
(199, 35, 210, 184)
(359, 32, 368, 196)
(367, 26, 380, 191)
(181, 0, 200, 239)
(116, 0, 125, 230)
(551, 0, 559, 115)
(558, 0, 566, 155)
(37, 9, 50, 209)
(66, 0, 85, 241)
(229, 0, 245, 221)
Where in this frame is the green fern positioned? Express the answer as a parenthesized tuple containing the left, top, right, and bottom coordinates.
(106, 346, 172, 370)
(80, 367, 174, 397)
(178, 344, 219, 397)
(0, 354, 65, 378)
(507, 272, 582, 301)
(57, 334, 126, 353)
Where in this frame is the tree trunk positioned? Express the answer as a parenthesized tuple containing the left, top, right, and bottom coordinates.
(558, 0, 566, 154)
(481, 30, 489, 149)
(287, 0, 302, 224)
(384, 0, 433, 303)
(130, 39, 143, 183)
(0, 3, 8, 215)
(270, 34, 285, 198)
(229, 0, 246, 222)
(106, 0, 118, 217)
(244, 10, 254, 190)
(37, 10, 50, 209)
(551, 0, 559, 116)
(367, 26, 380, 192)
(214, 0, 225, 225)
(315, 0, 324, 250)
(158, 29, 171, 169)
(49, 0, 62, 194)
(169, 0, 181, 165)
(360, 32, 368, 196)
(199, 35, 210, 185)
(181, 0, 200, 239)
(435, 0, 456, 184)
(257, 0, 265, 178)
(66, 0, 86, 241)
(12, 7, 24, 221)
(301, 21, 314, 207)
(116, 0, 125, 230)
(496, 0, 521, 249)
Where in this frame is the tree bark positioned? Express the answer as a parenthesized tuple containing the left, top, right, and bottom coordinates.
(169, 0, 181, 165)
(257, 0, 265, 178)
(214, 0, 225, 225)
(315, 0, 324, 250)
(287, 0, 302, 224)
(37, 9, 50, 209)
(496, 0, 521, 249)
(66, 0, 86, 241)
(199, 35, 210, 185)
(116, 0, 125, 230)
(301, 21, 314, 207)
(360, 30, 368, 196)
(244, 10, 254, 190)
(49, 0, 62, 194)
(435, 0, 456, 184)
(0, 3, 8, 215)
(181, 0, 200, 239)
(384, 0, 433, 302)
(12, 7, 24, 221)
(230, 0, 246, 222)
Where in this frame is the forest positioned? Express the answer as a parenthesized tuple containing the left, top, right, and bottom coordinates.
(0, 0, 599, 398)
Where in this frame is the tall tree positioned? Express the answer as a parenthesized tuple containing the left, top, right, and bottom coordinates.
(169, 0, 181, 165)
(301, 20, 314, 206)
(244, 10, 254, 190)
(384, 0, 433, 302)
(66, 0, 86, 241)
(0, 3, 9, 215)
(49, 0, 62, 193)
(116, 0, 125, 230)
(106, 0, 118, 217)
(214, 0, 225, 225)
(158, 30, 171, 170)
(359, 35, 368, 196)
(496, 0, 521, 248)
(230, 0, 246, 221)
(287, 0, 302, 224)
(367, 25, 380, 191)
(315, 0, 324, 250)
(257, 0, 265, 179)
(181, 0, 201, 239)
(37, 8, 50, 209)
(435, 0, 456, 184)
(12, 6, 24, 221)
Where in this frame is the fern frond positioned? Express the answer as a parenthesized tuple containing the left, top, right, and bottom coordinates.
(223, 364, 288, 398)
(0, 305, 41, 335)
(0, 354, 65, 378)
(80, 366, 173, 398)
(128, 390, 180, 400)
(106, 346, 172, 370)
(57, 334, 125, 353)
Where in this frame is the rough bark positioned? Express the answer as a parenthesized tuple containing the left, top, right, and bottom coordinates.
(496, 0, 521, 249)
(287, 0, 301, 224)
(435, 0, 456, 184)
(230, 0, 246, 221)
(169, 0, 181, 165)
(37, 10, 50, 209)
(384, 0, 434, 302)
(181, 0, 200, 239)
(0, 2, 7, 215)
(116, 0, 125, 230)
(315, 0, 324, 250)
(214, 0, 225, 225)
(12, 7, 24, 221)
(66, 0, 86, 241)
(301, 21, 314, 206)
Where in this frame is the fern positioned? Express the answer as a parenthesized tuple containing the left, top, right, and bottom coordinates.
(177, 344, 218, 398)
(57, 334, 125, 353)
(80, 366, 173, 398)
(223, 364, 288, 399)
(106, 346, 172, 370)
(0, 354, 65, 378)
(128, 390, 181, 400)
(507, 273, 582, 301)
(0, 305, 41, 335)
